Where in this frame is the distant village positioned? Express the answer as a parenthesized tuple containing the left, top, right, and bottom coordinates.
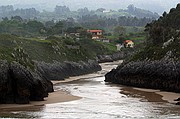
(65, 29, 134, 51)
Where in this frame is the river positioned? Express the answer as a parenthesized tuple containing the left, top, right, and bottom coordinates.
(1, 61, 180, 119)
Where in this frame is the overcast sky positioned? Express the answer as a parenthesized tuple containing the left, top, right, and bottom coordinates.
(1, 0, 179, 14)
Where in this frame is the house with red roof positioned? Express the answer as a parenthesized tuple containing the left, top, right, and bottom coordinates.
(124, 40, 134, 48)
(87, 30, 103, 40)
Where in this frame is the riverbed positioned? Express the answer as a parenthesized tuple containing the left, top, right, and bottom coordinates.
(1, 61, 180, 119)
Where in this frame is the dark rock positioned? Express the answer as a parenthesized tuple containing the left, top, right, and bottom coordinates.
(36, 60, 102, 80)
(97, 55, 113, 63)
(176, 102, 180, 105)
(97, 51, 133, 63)
(0, 59, 101, 104)
(174, 98, 180, 101)
(0, 60, 54, 104)
(0, 60, 14, 104)
(105, 59, 180, 93)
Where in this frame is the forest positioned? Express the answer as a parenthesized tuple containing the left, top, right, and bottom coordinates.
(0, 4, 158, 36)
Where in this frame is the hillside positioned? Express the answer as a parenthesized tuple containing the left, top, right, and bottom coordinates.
(0, 34, 117, 64)
(0, 33, 118, 104)
(105, 4, 180, 98)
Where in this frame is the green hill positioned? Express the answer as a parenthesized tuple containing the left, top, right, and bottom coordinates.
(0, 34, 117, 68)
(129, 4, 180, 62)
(105, 4, 180, 97)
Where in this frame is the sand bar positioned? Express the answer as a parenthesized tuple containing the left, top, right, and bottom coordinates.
(134, 87, 180, 104)
(0, 90, 81, 110)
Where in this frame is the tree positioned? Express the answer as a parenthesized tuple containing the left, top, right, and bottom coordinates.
(11, 16, 23, 22)
(54, 5, 70, 15)
(48, 21, 64, 35)
(113, 26, 126, 36)
(78, 7, 90, 16)
(26, 20, 44, 33)
(45, 20, 55, 28)
(96, 8, 106, 12)
(127, 4, 135, 13)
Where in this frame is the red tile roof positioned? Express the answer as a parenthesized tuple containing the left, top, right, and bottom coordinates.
(87, 30, 102, 33)
(124, 40, 133, 43)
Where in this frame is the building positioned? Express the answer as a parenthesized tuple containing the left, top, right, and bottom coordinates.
(124, 40, 134, 48)
(116, 44, 123, 51)
(87, 30, 103, 40)
(102, 39, 110, 43)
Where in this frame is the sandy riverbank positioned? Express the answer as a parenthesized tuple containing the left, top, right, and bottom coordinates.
(134, 88, 180, 104)
(0, 62, 105, 110)
(1, 60, 180, 110)
(0, 90, 81, 110)
(0, 78, 82, 110)
(1, 72, 100, 110)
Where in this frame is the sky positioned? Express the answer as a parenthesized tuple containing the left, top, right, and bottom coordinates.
(1, 0, 180, 14)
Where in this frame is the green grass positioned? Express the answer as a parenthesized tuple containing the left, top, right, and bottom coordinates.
(129, 38, 180, 62)
(0, 34, 118, 68)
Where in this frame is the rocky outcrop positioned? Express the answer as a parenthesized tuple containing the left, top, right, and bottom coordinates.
(0, 60, 53, 104)
(97, 51, 133, 63)
(0, 59, 101, 104)
(105, 59, 180, 93)
(36, 60, 102, 80)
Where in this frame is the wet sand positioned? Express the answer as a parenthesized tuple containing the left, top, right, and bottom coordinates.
(0, 90, 80, 110)
(134, 88, 180, 104)
(156, 91, 180, 103)
(0, 73, 101, 110)
(0, 79, 81, 110)
(121, 87, 165, 102)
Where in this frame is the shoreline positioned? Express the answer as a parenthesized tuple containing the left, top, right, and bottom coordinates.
(1, 60, 180, 110)
(133, 87, 180, 104)
(0, 77, 82, 110)
(0, 90, 81, 110)
(0, 66, 103, 110)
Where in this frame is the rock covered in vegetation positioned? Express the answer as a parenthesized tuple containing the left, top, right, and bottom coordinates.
(0, 60, 53, 104)
(105, 59, 180, 92)
(36, 60, 102, 80)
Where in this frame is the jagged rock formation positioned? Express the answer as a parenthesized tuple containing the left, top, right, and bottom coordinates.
(105, 59, 180, 93)
(0, 59, 101, 104)
(0, 60, 53, 104)
(36, 60, 102, 80)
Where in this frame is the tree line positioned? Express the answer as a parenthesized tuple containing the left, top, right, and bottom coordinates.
(0, 14, 154, 38)
(77, 15, 155, 29)
(0, 5, 159, 22)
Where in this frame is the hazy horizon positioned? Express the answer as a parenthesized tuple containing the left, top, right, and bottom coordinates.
(1, 0, 179, 14)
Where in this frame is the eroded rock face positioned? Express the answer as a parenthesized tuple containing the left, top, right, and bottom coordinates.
(0, 61, 14, 104)
(36, 60, 102, 80)
(0, 59, 101, 104)
(105, 59, 180, 93)
(97, 51, 133, 63)
(0, 61, 53, 104)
